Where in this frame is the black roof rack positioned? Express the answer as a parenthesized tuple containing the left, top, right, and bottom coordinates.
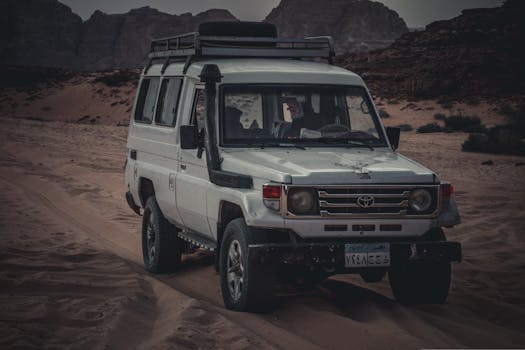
(146, 31, 335, 73)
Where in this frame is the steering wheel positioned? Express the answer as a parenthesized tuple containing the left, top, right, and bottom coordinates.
(318, 124, 350, 133)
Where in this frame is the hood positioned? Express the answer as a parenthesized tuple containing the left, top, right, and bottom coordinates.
(220, 147, 437, 185)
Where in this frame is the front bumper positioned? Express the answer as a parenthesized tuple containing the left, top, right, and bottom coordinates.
(248, 240, 461, 273)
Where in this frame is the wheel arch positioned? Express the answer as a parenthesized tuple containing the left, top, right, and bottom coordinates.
(138, 177, 155, 207)
(215, 200, 245, 270)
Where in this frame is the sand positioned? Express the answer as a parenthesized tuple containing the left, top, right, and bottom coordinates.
(1, 93, 525, 348)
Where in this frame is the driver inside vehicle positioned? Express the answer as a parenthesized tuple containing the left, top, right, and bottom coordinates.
(222, 85, 384, 147)
(280, 96, 306, 138)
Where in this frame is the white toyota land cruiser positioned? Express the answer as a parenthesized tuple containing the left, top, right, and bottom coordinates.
(125, 22, 462, 311)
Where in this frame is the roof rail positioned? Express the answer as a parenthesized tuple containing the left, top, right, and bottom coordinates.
(146, 31, 335, 73)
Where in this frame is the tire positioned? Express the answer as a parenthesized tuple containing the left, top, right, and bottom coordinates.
(219, 218, 274, 311)
(360, 269, 386, 283)
(389, 261, 451, 304)
(141, 196, 182, 273)
(388, 228, 451, 304)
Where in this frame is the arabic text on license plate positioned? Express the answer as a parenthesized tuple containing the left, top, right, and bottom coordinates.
(344, 243, 390, 268)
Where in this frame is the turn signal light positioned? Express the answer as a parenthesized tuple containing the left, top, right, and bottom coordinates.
(263, 184, 281, 211)
(441, 183, 454, 197)
(263, 184, 281, 199)
(440, 182, 454, 211)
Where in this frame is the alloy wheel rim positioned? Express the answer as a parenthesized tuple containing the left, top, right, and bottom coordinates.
(146, 213, 156, 261)
(226, 239, 244, 302)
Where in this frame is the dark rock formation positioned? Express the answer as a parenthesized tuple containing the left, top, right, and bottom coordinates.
(1, 0, 237, 70)
(337, 0, 525, 99)
(265, 0, 408, 53)
(0, 0, 82, 68)
(79, 7, 236, 70)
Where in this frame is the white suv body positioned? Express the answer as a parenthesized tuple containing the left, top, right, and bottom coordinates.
(125, 22, 461, 311)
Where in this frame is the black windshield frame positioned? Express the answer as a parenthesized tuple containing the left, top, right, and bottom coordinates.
(218, 83, 388, 148)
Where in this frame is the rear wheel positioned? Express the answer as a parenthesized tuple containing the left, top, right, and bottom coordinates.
(219, 218, 274, 311)
(142, 196, 183, 273)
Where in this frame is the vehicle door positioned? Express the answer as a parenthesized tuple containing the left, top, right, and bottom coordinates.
(176, 84, 213, 237)
(149, 75, 185, 225)
(128, 72, 184, 225)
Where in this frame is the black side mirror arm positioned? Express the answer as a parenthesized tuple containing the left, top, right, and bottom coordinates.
(386, 126, 401, 151)
(197, 129, 205, 159)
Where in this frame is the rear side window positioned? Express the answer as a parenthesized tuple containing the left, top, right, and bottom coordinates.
(134, 77, 160, 123)
(155, 78, 183, 126)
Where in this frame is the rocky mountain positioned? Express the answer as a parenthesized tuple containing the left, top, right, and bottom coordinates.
(0, 0, 83, 68)
(265, 0, 408, 53)
(337, 0, 525, 99)
(0, 0, 236, 71)
(2, 0, 409, 70)
(78, 7, 236, 70)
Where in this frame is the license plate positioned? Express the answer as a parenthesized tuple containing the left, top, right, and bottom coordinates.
(345, 243, 390, 268)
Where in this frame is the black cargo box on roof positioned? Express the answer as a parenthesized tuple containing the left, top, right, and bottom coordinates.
(198, 21, 278, 38)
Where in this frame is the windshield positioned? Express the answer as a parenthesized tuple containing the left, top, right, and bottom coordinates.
(221, 85, 386, 147)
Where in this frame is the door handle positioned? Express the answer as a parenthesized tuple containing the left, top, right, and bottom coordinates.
(180, 164, 187, 170)
(130, 150, 137, 160)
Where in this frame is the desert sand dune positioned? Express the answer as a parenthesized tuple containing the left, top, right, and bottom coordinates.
(1, 116, 525, 349)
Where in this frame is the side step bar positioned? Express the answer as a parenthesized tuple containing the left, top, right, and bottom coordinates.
(178, 230, 217, 252)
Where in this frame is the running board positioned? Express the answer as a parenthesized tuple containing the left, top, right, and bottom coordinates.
(178, 230, 217, 252)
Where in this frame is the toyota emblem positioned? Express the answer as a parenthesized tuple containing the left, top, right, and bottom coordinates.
(357, 195, 375, 208)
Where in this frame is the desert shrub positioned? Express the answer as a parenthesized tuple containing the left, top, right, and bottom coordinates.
(444, 115, 482, 131)
(26, 94, 40, 101)
(462, 128, 525, 156)
(434, 113, 446, 121)
(499, 104, 525, 138)
(464, 123, 488, 133)
(0, 66, 73, 90)
(464, 96, 481, 106)
(497, 103, 515, 117)
(378, 109, 390, 118)
(439, 100, 454, 109)
(417, 123, 443, 133)
(395, 124, 413, 132)
(94, 70, 140, 87)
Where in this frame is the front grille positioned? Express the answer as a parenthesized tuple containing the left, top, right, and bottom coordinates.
(284, 185, 439, 218)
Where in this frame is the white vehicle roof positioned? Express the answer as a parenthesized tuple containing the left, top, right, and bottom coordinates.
(144, 58, 366, 86)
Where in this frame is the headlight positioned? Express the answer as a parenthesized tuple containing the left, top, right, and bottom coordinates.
(289, 189, 316, 214)
(409, 189, 432, 212)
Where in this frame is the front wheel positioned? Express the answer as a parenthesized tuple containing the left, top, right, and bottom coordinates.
(389, 261, 451, 304)
(219, 218, 274, 311)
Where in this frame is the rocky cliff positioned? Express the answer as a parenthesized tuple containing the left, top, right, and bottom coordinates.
(337, 0, 525, 99)
(0, 0, 83, 68)
(1, 0, 236, 70)
(78, 7, 236, 70)
(265, 0, 408, 53)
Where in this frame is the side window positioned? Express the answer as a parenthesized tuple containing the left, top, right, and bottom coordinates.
(191, 89, 206, 131)
(134, 77, 160, 123)
(155, 78, 183, 126)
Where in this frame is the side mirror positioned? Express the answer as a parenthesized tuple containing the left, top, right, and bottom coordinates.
(386, 127, 400, 151)
(180, 125, 198, 149)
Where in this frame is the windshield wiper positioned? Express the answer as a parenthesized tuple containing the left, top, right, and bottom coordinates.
(248, 142, 306, 150)
(315, 138, 375, 151)
(343, 140, 375, 151)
